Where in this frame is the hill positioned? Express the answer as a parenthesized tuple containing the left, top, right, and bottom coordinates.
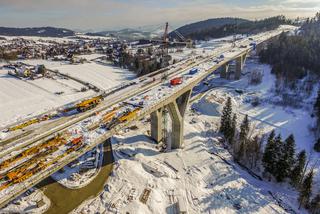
(0, 27, 75, 37)
(171, 16, 292, 40)
(171, 17, 249, 37)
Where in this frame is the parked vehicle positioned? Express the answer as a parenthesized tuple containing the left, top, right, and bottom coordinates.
(189, 68, 198, 75)
(170, 77, 183, 86)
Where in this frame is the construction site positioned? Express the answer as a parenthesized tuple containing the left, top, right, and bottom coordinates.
(0, 23, 298, 213)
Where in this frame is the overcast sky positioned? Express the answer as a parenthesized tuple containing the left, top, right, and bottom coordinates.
(0, 0, 319, 31)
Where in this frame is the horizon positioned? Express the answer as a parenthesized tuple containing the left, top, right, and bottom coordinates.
(0, 15, 312, 33)
(0, 0, 318, 31)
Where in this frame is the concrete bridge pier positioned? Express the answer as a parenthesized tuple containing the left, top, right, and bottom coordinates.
(167, 89, 192, 149)
(150, 108, 163, 143)
(220, 63, 230, 79)
(235, 53, 247, 80)
(255, 43, 266, 55)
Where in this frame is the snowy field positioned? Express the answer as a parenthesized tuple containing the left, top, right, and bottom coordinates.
(0, 68, 94, 127)
(0, 59, 135, 127)
(22, 59, 136, 90)
(51, 62, 136, 91)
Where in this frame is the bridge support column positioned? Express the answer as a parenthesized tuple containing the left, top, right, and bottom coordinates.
(235, 53, 247, 80)
(168, 90, 192, 149)
(255, 43, 265, 55)
(220, 63, 229, 79)
(150, 108, 163, 143)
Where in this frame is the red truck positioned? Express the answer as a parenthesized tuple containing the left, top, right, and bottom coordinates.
(170, 77, 183, 86)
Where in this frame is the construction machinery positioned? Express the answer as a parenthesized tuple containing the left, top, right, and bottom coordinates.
(0, 135, 84, 191)
(7, 118, 40, 132)
(5, 113, 55, 133)
(87, 107, 120, 131)
(0, 136, 67, 172)
(106, 107, 141, 130)
(76, 95, 103, 112)
(62, 95, 103, 113)
(119, 108, 140, 122)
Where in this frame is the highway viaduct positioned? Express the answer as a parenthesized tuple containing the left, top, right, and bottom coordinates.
(0, 27, 290, 208)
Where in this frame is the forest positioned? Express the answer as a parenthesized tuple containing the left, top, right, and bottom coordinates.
(184, 16, 292, 40)
(259, 13, 320, 84)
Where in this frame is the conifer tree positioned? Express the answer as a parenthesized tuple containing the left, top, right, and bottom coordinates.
(220, 97, 233, 139)
(262, 130, 276, 176)
(228, 113, 237, 145)
(283, 134, 296, 176)
(239, 115, 250, 142)
(247, 135, 262, 168)
(314, 89, 320, 119)
(273, 134, 284, 181)
(314, 89, 320, 134)
(291, 150, 307, 187)
(236, 115, 250, 161)
(275, 134, 296, 182)
(310, 194, 320, 214)
(298, 170, 314, 209)
(314, 139, 320, 152)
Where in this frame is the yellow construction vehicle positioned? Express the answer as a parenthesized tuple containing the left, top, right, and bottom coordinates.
(0, 182, 11, 191)
(106, 108, 141, 130)
(8, 118, 39, 132)
(102, 107, 119, 123)
(76, 95, 103, 112)
(0, 136, 65, 173)
(87, 107, 119, 131)
(119, 108, 141, 122)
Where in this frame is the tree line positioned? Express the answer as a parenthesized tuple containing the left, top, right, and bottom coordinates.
(219, 97, 320, 212)
(186, 16, 292, 41)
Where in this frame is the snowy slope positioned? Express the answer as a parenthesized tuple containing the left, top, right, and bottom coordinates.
(73, 116, 288, 214)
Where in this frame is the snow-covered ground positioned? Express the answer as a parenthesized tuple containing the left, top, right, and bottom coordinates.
(72, 113, 288, 214)
(0, 188, 50, 214)
(0, 68, 94, 127)
(51, 145, 103, 189)
(0, 59, 135, 127)
(50, 62, 136, 91)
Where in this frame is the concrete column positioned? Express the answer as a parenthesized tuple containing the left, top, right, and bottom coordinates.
(167, 90, 191, 149)
(150, 108, 163, 143)
(255, 43, 263, 55)
(235, 53, 247, 80)
(220, 63, 229, 79)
